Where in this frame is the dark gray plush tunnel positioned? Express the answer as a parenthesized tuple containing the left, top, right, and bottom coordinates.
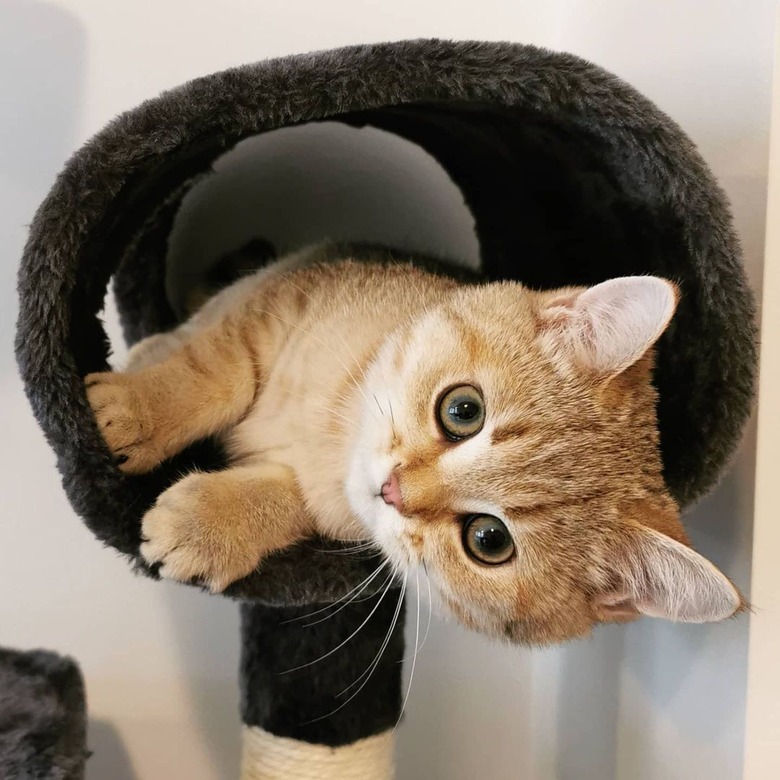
(15, 39, 757, 765)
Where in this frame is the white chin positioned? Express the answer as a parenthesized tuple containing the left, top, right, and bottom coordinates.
(370, 503, 415, 570)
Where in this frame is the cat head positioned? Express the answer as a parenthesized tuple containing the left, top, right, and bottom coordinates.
(345, 275, 745, 646)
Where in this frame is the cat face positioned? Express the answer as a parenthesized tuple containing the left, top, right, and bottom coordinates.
(345, 276, 744, 646)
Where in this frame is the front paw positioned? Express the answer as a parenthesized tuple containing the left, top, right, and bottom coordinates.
(85, 372, 163, 474)
(140, 473, 262, 592)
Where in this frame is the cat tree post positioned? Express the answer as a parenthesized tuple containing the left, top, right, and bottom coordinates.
(238, 602, 403, 779)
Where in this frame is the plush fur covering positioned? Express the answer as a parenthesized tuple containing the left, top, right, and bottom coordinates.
(14, 39, 756, 746)
(0, 648, 87, 779)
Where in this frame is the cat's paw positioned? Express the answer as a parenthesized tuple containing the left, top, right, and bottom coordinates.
(140, 473, 262, 592)
(85, 372, 163, 474)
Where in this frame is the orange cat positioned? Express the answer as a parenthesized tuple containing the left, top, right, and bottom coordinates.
(86, 244, 744, 646)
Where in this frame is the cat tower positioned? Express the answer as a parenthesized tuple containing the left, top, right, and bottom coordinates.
(13, 40, 756, 778)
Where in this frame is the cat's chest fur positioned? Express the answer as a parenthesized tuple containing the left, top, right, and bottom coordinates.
(221, 268, 422, 539)
(227, 323, 370, 540)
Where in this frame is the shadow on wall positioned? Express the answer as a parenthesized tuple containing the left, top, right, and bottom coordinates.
(159, 585, 243, 780)
(0, 0, 85, 185)
(552, 626, 625, 780)
(86, 720, 138, 780)
(0, 0, 86, 373)
(165, 121, 482, 315)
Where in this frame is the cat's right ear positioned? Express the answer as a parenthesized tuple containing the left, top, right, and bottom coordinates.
(538, 276, 678, 379)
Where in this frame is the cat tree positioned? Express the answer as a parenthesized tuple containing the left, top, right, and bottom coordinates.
(14, 39, 756, 779)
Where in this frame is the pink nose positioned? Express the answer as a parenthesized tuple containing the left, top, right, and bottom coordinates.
(381, 470, 404, 513)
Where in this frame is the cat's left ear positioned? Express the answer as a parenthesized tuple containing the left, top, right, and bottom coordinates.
(539, 276, 678, 378)
(593, 525, 745, 624)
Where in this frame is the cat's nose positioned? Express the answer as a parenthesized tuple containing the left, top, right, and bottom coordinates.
(381, 470, 404, 513)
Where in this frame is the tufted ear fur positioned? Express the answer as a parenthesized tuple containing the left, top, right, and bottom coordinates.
(539, 276, 678, 378)
(594, 526, 744, 624)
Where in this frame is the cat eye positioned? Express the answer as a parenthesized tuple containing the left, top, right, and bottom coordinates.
(463, 515, 515, 565)
(437, 385, 485, 440)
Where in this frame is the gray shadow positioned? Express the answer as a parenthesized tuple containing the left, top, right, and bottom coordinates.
(622, 463, 748, 692)
(553, 627, 625, 780)
(86, 719, 138, 780)
(396, 613, 535, 780)
(166, 122, 481, 314)
(0, 0, 85, 373)
(0, 0, 85, 181)
(160, 585, 243, 780)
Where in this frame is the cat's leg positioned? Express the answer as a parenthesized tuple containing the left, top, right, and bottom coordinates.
(125, 271, 271, 373)
(124, 331, 189, 372)
(141, 462, 312, 592)
(85, 316, 263, 473)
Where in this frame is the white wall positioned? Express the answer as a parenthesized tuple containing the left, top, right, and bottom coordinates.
(0, 2, 775, 779)
(744, 19, 780, 780)
(165, 122, 483, 315)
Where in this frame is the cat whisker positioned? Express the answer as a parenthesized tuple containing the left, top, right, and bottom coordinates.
(336, 575, 407, 706)
(373, 342, 396, 438)
(394, 569, 420, 732)
(306, 539, 378, 553)
(301, 567, 397, 628)
(419, 561, 433, 652)
(300, 575, 407, 726)
(328, 536, 376, 544)
(309, 546, 376, 555)
(336, 571, 406, 698)
(310, 544, 381, 557)
(278, 559, 388, 625)
(280, 566, 399, 673)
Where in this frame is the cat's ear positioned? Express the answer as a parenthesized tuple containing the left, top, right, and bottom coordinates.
(539, 276, 678, 378)
(594, 526, 744, 624)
